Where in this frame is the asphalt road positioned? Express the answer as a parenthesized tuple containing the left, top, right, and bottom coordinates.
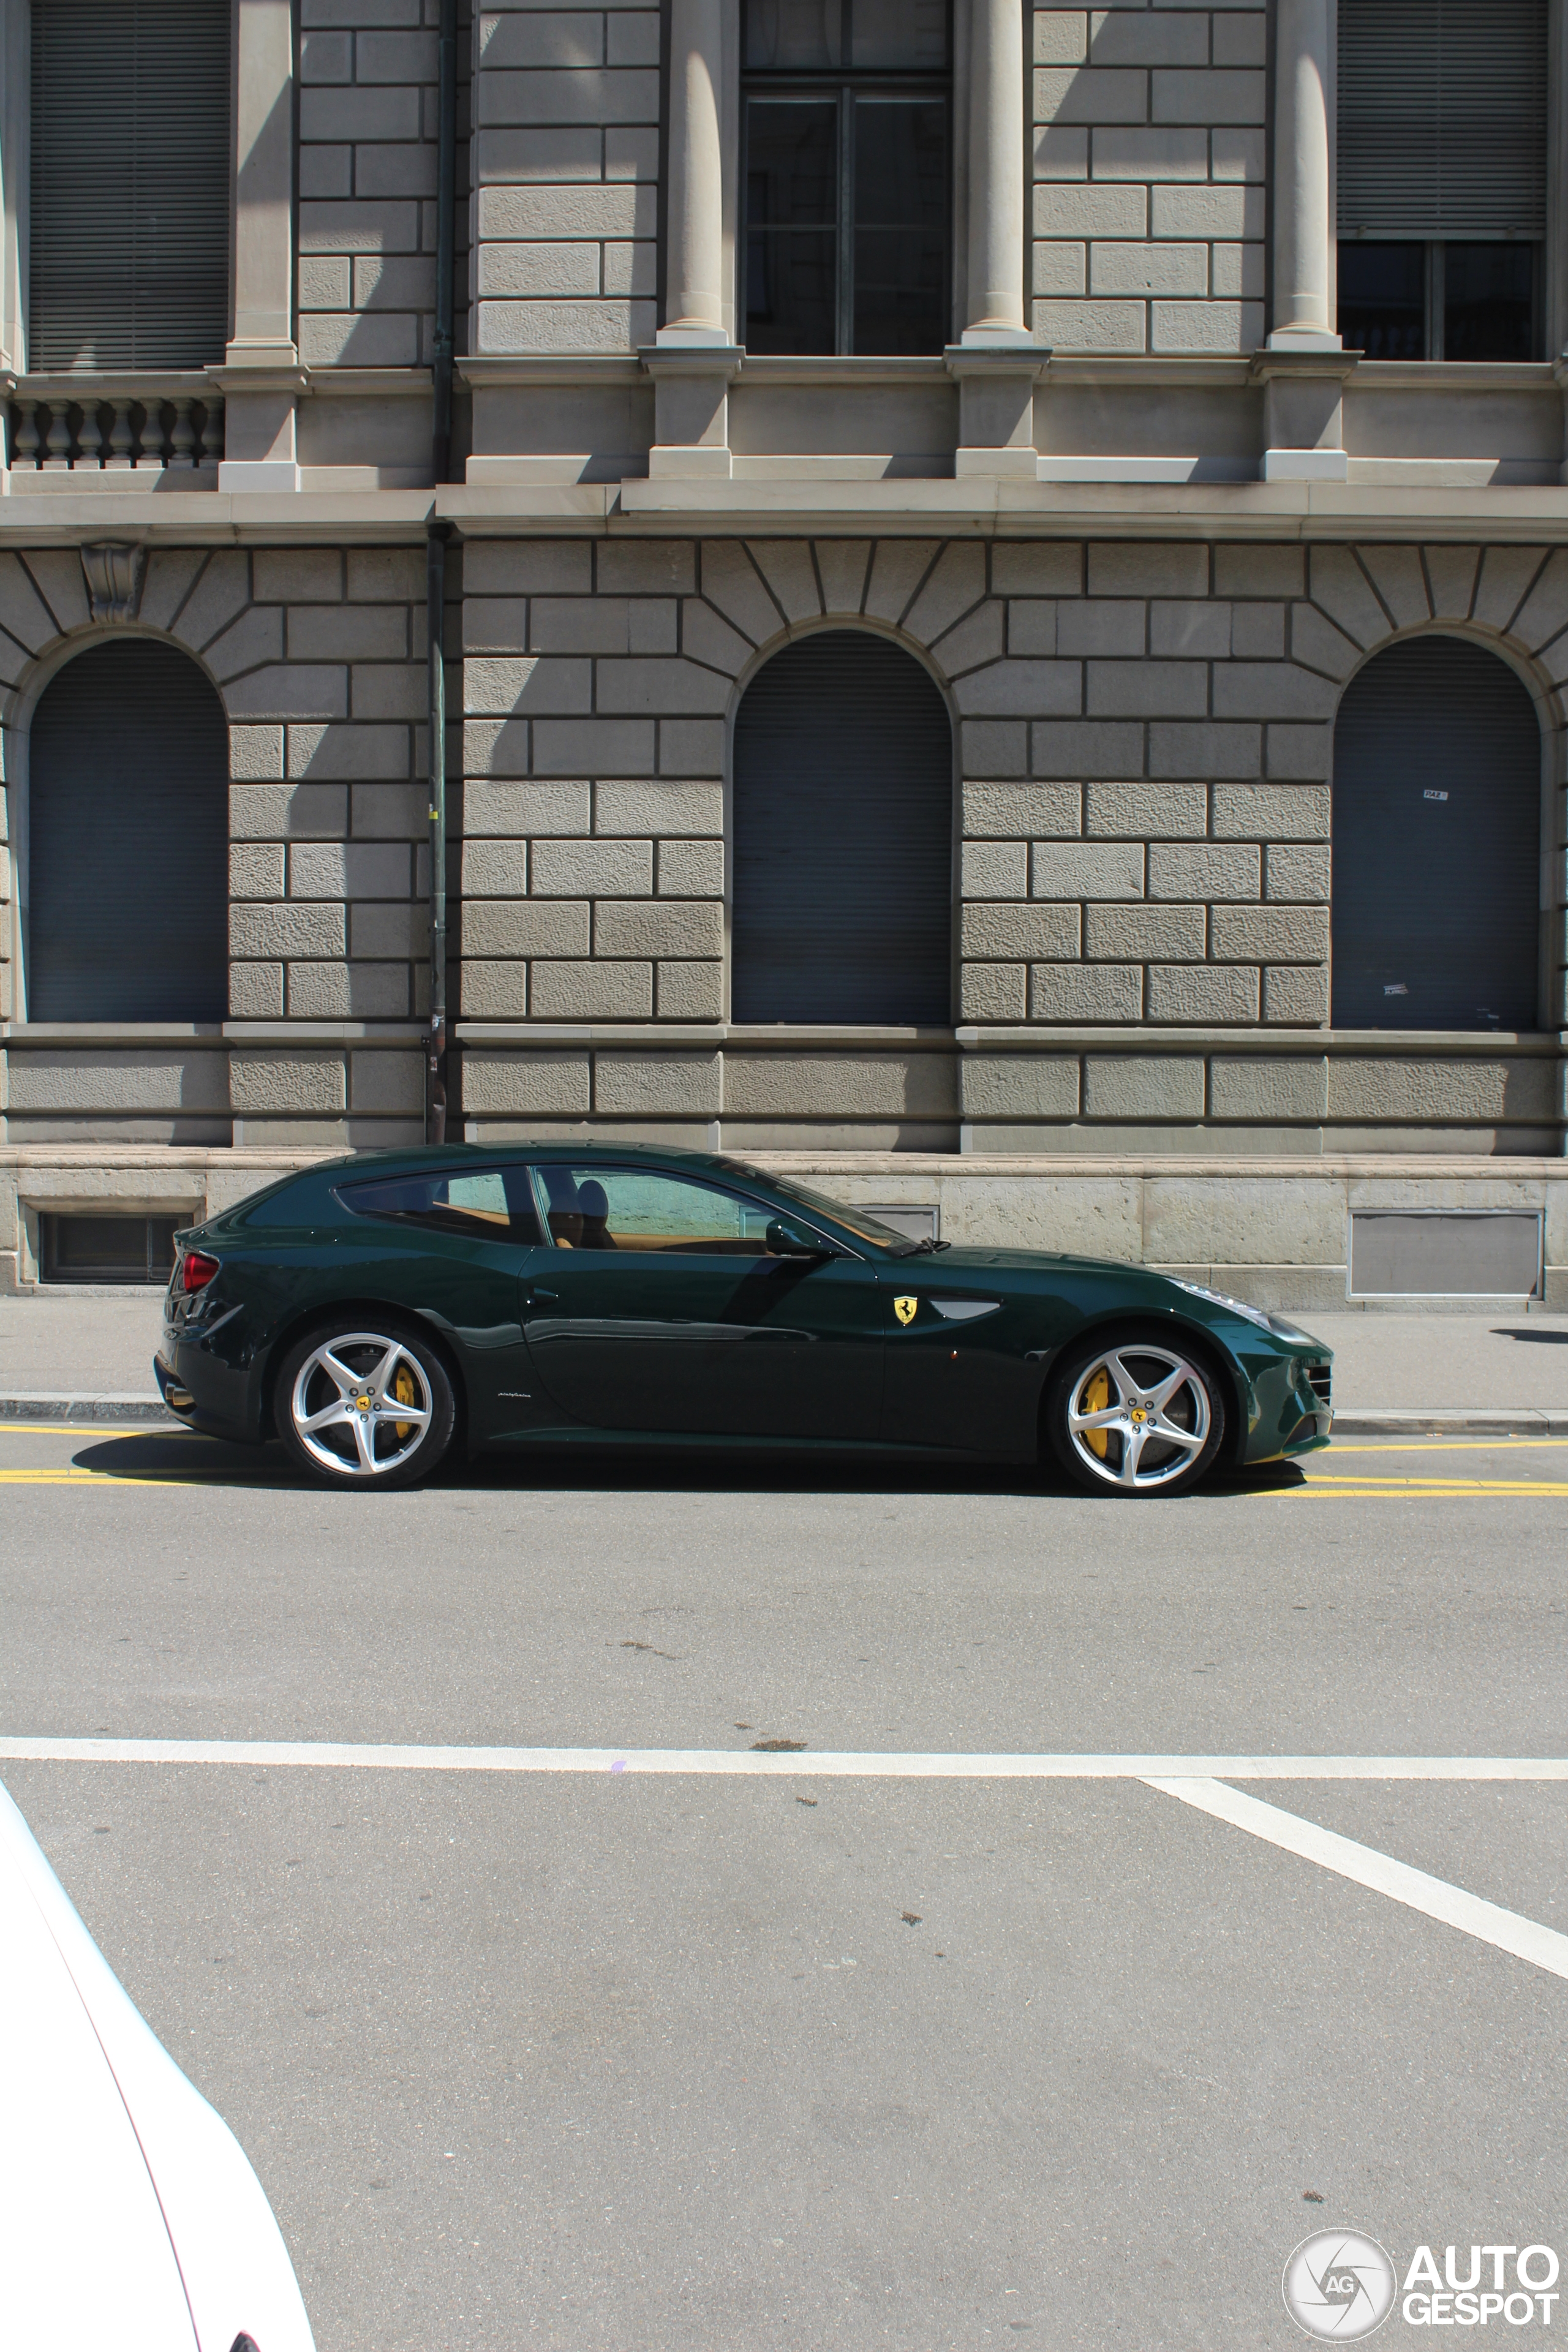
(3, 1424, 1566, 2351)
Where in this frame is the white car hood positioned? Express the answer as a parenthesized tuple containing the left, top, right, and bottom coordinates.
(0, 1778, 315, 2352)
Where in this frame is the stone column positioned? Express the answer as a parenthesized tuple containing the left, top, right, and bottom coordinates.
(1269, 0, 1341, 351)
(962, 0, 1029, 344)
(218, 0, 301, 488)
(658, 0, 728, 346)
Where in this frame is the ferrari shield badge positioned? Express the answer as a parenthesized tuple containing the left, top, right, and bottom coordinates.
(894, 1297, 918, 1326)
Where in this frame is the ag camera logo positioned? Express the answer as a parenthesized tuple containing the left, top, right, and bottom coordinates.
(1284, 2230, 1398, 2340)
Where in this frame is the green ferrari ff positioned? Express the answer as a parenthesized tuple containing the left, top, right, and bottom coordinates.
(154, 1142, 1333, 1498)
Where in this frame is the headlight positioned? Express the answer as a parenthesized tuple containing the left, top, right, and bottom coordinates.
(1169, 1278, 1273, 1332)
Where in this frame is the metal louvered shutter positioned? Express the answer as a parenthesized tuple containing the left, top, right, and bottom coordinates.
(733, 631, 953, 1025)
(1331, 638, 1541, 1032)
(29, 0, 232, 371)
(28, 639, 229, 1021)
(1338, 0, 1547, 237)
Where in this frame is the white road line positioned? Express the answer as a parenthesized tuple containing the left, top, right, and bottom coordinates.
(1147, 1776, 1568, 1985)
(2, 1738, 1568, 1779)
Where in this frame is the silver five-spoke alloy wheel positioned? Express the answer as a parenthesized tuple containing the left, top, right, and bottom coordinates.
(288, 1331, 434, 1479)
(1065, 1342, 1212, 1493)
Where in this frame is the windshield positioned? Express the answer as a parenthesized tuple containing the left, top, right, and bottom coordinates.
(718, 1164, 921, 1251)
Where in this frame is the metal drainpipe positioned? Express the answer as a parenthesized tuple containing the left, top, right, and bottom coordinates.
(425, 0, 458, 1142)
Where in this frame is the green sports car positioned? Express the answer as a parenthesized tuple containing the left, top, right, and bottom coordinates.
(154, 1142, 1333, 1498)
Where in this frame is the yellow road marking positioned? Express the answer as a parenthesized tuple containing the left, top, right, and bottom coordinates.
(0, 1466, 284, 1488)
(0, 1423, 202, 1439)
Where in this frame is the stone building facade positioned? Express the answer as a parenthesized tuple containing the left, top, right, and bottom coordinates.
(1, 0, 1566, 1304)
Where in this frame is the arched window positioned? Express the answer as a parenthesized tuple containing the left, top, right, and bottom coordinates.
(27, 638, 228, 1020)
(733, 630, 952, 1024)
(1332, 636, 1541, 1031)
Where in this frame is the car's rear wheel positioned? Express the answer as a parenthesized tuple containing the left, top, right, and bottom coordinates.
(276, 1321, 455, 1488)
(1046, 1327, 1227, 1498)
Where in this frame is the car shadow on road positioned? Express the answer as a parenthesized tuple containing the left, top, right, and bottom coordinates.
(1492, 1326, 1568, 1344)
(69, 1430, 1309, 1502)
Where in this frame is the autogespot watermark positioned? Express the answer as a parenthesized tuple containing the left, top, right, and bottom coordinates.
(1284, 2233, 1562, 2339)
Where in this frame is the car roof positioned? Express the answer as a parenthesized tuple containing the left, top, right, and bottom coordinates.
(304, 1139, 748, 1184)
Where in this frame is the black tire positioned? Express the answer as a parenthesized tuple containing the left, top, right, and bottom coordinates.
(1045, 1324, 1227, 1499)
(274, 1317, 456, 1490)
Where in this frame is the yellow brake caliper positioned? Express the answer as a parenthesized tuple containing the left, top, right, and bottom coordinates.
(392, 1363, 418, 1442)
(1081, 1365, 1110, 1458)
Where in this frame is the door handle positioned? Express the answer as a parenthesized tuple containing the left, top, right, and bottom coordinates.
(525, 1286, 558, 1306)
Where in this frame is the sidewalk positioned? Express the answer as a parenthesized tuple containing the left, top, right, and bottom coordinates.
(2, 1292, 1567, 1434)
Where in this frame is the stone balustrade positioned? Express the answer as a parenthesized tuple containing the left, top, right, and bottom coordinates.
(6, 380, 225, 473)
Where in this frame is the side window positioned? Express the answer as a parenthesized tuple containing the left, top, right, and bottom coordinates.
(1336, 0, 1546, 360)
(29, 0, 232, 372)
(339, 1167, 543, 1244)
(742, 0, 952, 355)
(532, 1166, 778, 1256)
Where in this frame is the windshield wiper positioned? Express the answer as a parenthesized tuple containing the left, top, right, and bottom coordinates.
(894, 1236, 951, 1256)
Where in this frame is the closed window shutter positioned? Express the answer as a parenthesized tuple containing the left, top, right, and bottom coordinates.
(28, 640, 229, 1021)
(733, 631, 952, 1025)
(1338, 0, 1547, 237)
(29, 0, 232, 371)
(1332, 638, 1540, 1033)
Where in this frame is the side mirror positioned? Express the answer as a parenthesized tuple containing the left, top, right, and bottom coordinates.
(766, 1219, 826, 1259)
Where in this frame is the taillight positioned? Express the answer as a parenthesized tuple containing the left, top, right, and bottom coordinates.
(180, 1249, 220, 1294)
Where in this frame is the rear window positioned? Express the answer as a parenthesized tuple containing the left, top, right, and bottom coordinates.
(337, 1166, 543, 1246)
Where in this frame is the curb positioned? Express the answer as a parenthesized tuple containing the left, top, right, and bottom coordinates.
(1332, 1409, 1568, 1437)
(0, 1395, 177, 1424)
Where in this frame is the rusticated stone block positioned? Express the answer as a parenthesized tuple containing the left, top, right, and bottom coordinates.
(1472, 545, 1549, 635)
(595, 1052, 721, 1114)
(459, 1050, 592, 1112)
(959, 1055, 1080, 1117)
(657, 839, 723, 895)
(230, 902, 347, 959)
(723, 1054, 957, 1118)
(1214, 544, 1306, 600)
(655, 961, 723, 1019)
(527, 960, 654, 1019)
(1085, 781, 1206, 839)
(459, 840, 528, 897)
(595, 780, 723, 835)
(593, 899, 722, 959)
(462, 900, 588, 959)
(287, 961, 410, 1020)
(1147, 721, 1259, 778)
(464, 780, 590, 835)
(1083, 1055, 1204, 1120)
(1085, 902, 1205, 960)
(229, 1051, 347, 1114)
(962, 841, 1029, 900)
(991, 543, 1084, 597)
(1330, 1057, 1554, 1123)
(1032, 840, 1144, 899)
(960, 963, 1027, 1022)
(530, 839, 652, 897)
(1210, 1057, 1329, 1121)
(963, 781, 1081, 838)
(1088, 541, 1208, 598)
(1029, 962, 1142, 1022)
(230, 782, 348, 840)
(962, 902, 1080, 961)
(1145, 963, 1259, 1022)
(459, 962, 528, 1018)
(1212, 783, 1330, 840)
(1148, 843, 1259, 900)
(231, 843, 285, 900)
(1265, 844, 1330, 902)
(1210, 905, 1329, 963)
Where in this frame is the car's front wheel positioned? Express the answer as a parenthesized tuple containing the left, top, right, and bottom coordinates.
(1045, 1327, 1227, 1498)
(276, 1321, 456, 1488)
